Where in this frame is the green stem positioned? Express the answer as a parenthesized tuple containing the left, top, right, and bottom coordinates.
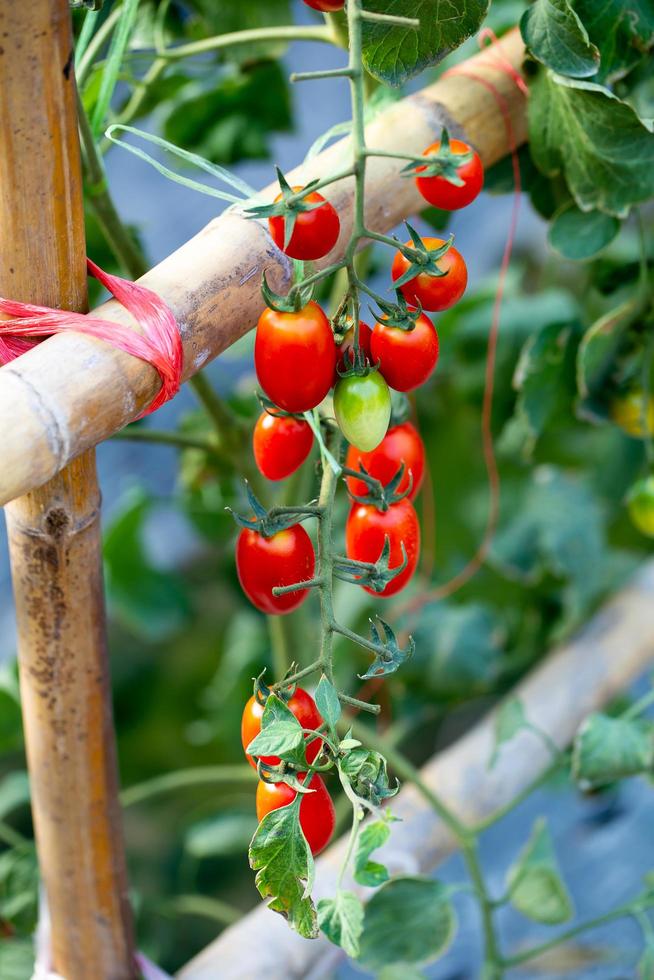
(338, 807, 362, 888)
(76, 4, 123, 85)
(502, 900, 654, 968)
(274, 659, 325, 689)
(77, 90, 148, 279)
(0, 820, 27, 848)
(461, 839, 503, 976)
(162, 894, 241, 926)
(112, 427, 222, 457)
(315, 429, 343, 686)
(268, 614, 295, 680)
(120, 765, 255, 807)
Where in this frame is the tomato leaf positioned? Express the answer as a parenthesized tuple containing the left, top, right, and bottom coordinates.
(361, 0, 489, 87)
(315, 674, 341, 735)
(549, 202, 620, 260)
(354, 820, 391, 887)
(638, 942, 654, 980)
(572, 712, 654, 789)
(318, 891, 365, 958)
(520, 0, 600, 78)
(245, 693, 307, 766)
(340, 748, 399, 807)
(576, 299, 638, 422)
(507, 819, 573, 925)
(528, 70, 654, 217)
(249, 794, 318, 938)
(574, 0, 654, 84)
(358, 876, 456, 969)
(489, 697, 527, 769)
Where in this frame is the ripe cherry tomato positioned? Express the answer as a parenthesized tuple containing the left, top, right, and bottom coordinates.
(346, 422, 426, 500)
(391, 237, 467, 312)
(236, 524, 315, 615)
(371, 312, 439, 392)
(304, 0, 345, 9)
(241, 687, 323, 770)
(334, 321, 373, 383)
(415, 139, 484, 210)
(627, 476, 654, 538)
(345, 498, 420, 597)
(256, 774, 336, 856)
(269, 187, 340, 261)
(334, 370, 391, 452)
(253, 413, 313, 481)
(255, 302, 336, 413)
(610, 390, 654, 438)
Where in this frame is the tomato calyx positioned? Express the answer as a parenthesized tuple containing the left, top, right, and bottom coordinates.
(257, 392, 305, 421)
(334, 534, 409, 593)
(359, 617, 416, 680)
(246, 167, 326, 249)
(372, 290, 423, 332)
(393, 223, 454, 288)
(342, 460, 413, 510)
(260, 270, 315, 314)
(228, 482, 319, 537)
(401, 128, 474, 186)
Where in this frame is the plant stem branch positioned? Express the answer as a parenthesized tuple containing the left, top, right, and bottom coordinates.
(120, 765, 256, 807)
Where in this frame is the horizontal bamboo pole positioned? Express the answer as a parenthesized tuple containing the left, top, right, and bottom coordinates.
(179, 560, 654, 980)
(0, 29, 527, 507)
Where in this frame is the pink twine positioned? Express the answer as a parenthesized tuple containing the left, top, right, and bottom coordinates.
(0, 259, 183, 416)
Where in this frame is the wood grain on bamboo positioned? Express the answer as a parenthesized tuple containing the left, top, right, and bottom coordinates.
(0, 29, 527, 506)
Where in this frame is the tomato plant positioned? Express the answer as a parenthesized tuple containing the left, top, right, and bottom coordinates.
(392, 237, 468, 311)
(236, 524, 315, 615)
(255, 774, 336, 856)
(371, 312, 439, 392)
(415, 137, 484, 210)
(333, 370, 391, 451)
(241, 687, 323, 769)
(255, 302, 336, 413)
(346, 498, 420, 597)
(269, 186, 340, 261)
(345, 422, 426, 500)
(253, 412, 313, 481)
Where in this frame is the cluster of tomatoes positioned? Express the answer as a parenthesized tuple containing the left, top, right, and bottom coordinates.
(237, 136, 483, 840)
(241, 685, 335, 855)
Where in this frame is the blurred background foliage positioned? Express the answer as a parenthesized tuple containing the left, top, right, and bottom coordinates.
(0, 0, 653, 976)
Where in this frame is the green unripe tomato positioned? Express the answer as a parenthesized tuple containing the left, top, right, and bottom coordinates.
(334, 371, 391, 452)
(626, 476, 654, 538)
(610, 390, 654, 438)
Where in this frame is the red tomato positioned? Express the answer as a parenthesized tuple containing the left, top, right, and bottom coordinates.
(241, 688, 323, 770)
(391, 237, 467, 312)
(256, 773, 336, 856)
(415, 139, 484, 210)
(236, 524, 315, 615)
(304, 0, 344, 9)
(253, 413, 313, 481)
(345, 498, 420, 597)
(255, 302, 336, 413)
(269, 186, 340, 261)
(371, 312, 439, 392)
(345, 422, 426, 500)
(334, 321, 373, 383)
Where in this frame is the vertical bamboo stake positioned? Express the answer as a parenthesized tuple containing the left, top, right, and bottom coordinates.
(0, 2, 136, 977)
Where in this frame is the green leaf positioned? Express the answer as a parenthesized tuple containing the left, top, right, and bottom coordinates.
(549, 202, 620, 259)
(572, 712, 654, 788)
(163, 61, 292, 165)
(521, 0, 599, 78)
(490, 698, 527, 768)
(318, 891, 365, 958)
(0, 773, 30, 822)
(576, 299, 637, 420)
(413, 603, 504, 697)
(573, 0, 654, 84)
(503, 320, 578, 457)
(358, 876, 456, 969)
(339, 749, 398, 807)
(378, 967, 427, 980)
(315, 675, 341, 734)
(507, 819, 573, 924)
(103, 490, 191, 642)
(0, 939, 34, 980)
(249, 794, 318, 938)
(361, 0, 489, 87)
(245, 694, 306, 765)
(528, 70, 654, 217)
(185, 812, 259, 858)
(90, 0, 140, 135)
(0, 666, 23, 753)
(354, 820, 391, 887)
(489, 467, 607, 629)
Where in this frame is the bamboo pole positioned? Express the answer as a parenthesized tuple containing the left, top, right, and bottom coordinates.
(179, 560, 654, 980)
(0, 3, 136, 977)
(0, 29, 527, 507)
